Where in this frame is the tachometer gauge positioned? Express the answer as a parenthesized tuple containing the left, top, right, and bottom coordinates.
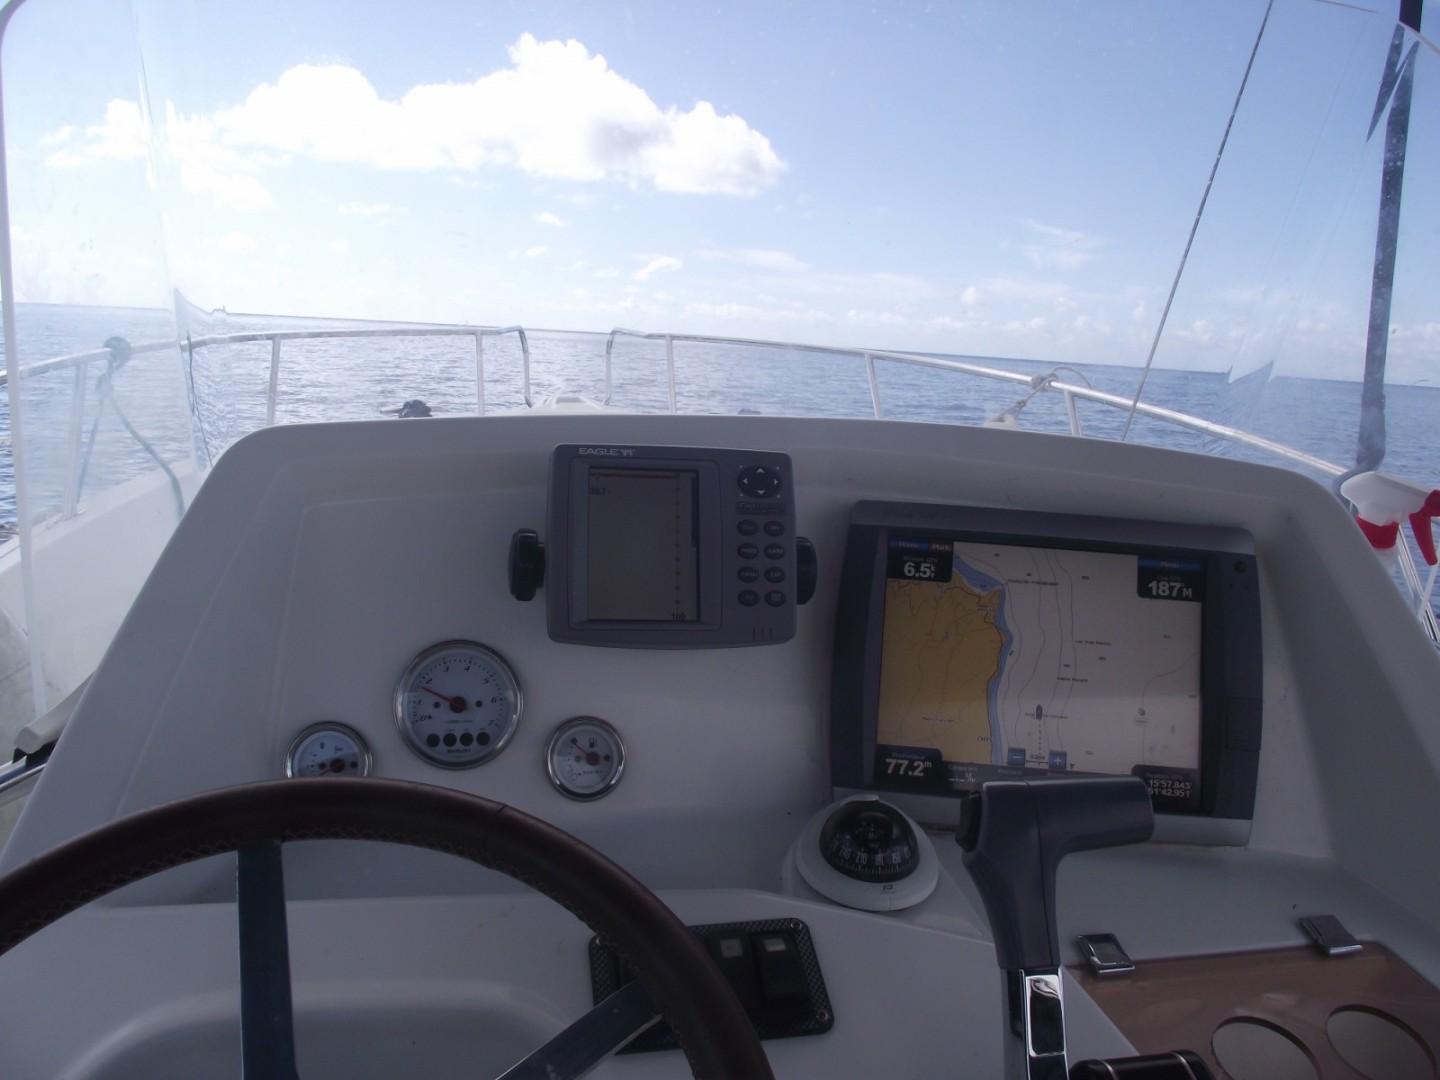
(545, 716, 625, 800)
(394, 641, 522, 768)
(286, 722, 372, 778)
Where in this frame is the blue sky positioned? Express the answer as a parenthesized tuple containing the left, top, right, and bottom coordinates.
(3, 0, 1437, 380)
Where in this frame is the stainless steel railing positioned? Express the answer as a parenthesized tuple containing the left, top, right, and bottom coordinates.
(602, 328, 1346, 477)
(173, 324, 532, 422)
(1, 319, 1437, 640)
(0, 319, 1363, 499)
(1, 324, 533, 519)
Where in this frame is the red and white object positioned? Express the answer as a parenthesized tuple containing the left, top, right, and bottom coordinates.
(1340, 471, 1440, 567)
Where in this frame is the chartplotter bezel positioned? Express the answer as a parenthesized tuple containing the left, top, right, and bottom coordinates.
(546, 444, 798, 648)
(831, 500, 1261, 844)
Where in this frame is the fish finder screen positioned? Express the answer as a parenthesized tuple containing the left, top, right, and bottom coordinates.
(586, 468, 700, 622)
(875, 536, 1204, 810)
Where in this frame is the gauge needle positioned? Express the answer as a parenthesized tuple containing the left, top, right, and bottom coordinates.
(570, 739, 601, 765)
(419, 685, 467, 712)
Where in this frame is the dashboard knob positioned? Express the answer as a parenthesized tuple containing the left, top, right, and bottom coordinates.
(508, 529, 546, 601)
(795, 537, 817, 604)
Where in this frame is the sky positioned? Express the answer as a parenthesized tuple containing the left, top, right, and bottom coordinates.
(2, 0, 1438, 380)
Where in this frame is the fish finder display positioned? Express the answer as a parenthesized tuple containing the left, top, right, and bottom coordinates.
(586, 468, 700, 622)
(830, 501, 1263, 839)
(544, 444, 801, 648)
(876, 536, 1204, 809)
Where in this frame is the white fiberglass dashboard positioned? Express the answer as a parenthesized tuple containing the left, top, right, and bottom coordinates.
(2, 412, 1440, 1079)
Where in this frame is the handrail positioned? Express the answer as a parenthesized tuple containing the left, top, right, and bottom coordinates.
(601, 328, 1347, 477)
(2, 318, 1436, 637)
(2, 323, 531, 396)
(0, 754, 43, 811)
(0, 322, 1352, 478)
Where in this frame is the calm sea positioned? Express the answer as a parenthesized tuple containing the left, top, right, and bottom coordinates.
(1, 302, 1436, 559)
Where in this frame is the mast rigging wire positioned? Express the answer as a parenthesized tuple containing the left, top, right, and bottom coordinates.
(1120, 0, 1274, 442)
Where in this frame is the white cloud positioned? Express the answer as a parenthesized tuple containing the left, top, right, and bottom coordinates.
(961, 286, 982, 307)
(219, 232, 258, 252)
(784, 269, 933, 302)
(844, 308, 910, 328)
(1391, 321, 1440, 345)
(634, 255, 682, 281)
(930, 314, 976, 332)
(640, 100, 785, 195)
(699, 248, 809, 271)
(44, 99, 148, 167)
(1179, 319, 1214, 343)
(162, 102, 272, 212)
(1021, 219, 1103, 270)
(48, 34, 786, 210)
(523, 245, 548, 259)
(338, 202, 403, 216)
(536, 211, 568, 227)
(684, 300, 830, 325)
(329, 239, 350, 255)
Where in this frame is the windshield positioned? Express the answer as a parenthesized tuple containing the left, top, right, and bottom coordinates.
(0, 0, 1436, 735)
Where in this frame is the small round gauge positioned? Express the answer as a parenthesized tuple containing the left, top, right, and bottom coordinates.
(286, 722, 372, 778)
(394, 640, 522, 768)
(545, 716, 625, 800)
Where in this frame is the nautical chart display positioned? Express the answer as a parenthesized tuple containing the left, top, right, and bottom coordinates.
(874, 536, 1203, 809)
(830, 501, 1263, 836)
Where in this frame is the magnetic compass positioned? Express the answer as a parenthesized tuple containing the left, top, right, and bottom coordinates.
(792, 794, 939, 911)
(819, 799, 921, 882)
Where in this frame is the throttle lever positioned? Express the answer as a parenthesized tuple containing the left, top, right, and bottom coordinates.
(957, 776, 1154, 1079)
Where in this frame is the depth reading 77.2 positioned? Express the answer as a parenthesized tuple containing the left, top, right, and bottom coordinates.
(886, 757, 931, 777)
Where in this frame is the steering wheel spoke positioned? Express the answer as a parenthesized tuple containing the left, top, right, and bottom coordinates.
(498, 978, 660, 1080)
(236, 837, 301, 1080)
(0, 779, 772, 1080)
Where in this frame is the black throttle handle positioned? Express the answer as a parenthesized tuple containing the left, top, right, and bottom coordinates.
(957, 776, 1154, 972)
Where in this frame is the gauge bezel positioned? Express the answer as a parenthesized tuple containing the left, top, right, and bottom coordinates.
(393, 640, 523, 769)
(284, 721, 373, 779)
(545, 716, 626, 800)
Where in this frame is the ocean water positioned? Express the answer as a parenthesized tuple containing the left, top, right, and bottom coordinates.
(1, 302, 1436, 559)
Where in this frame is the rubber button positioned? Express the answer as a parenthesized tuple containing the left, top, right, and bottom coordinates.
(764, 543, 786, 560)
(765, 591, 786, 607)
(737, 519, 759, 535)
(738, 466, 782, 498)
(739, 566, 760, 583)
(738, 542, 759, 559)
(738, 590, 760, 607)
(763, 519, 785, 536)
(765, 567, 786, 583)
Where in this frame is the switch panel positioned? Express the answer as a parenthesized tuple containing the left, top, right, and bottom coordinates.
(589, 917, 833, 1052)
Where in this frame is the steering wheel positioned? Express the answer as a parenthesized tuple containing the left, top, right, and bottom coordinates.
(0, 778, 774, 1079)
